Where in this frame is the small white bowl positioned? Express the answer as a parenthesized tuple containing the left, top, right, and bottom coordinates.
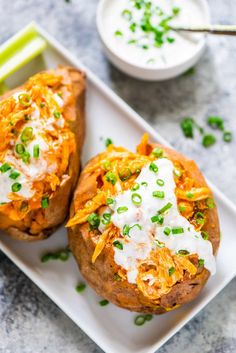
(97, 0, 210, 81)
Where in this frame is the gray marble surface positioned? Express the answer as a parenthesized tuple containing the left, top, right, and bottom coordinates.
(1, 0, 236, 352)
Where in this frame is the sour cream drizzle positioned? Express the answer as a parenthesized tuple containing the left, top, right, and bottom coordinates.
(0, 91, 64, 204)
(109, 158, 215, 284)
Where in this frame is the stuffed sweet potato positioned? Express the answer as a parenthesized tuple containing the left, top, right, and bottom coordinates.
(67, 134, 220, 314)
(0, 66, 85, 241)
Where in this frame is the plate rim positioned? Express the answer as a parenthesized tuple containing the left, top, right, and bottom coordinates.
(0, 21, 236, 353)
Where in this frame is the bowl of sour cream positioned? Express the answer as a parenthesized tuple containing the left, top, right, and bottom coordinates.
(97, 0, 210, 81)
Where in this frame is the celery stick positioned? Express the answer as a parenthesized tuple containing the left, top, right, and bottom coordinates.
(0, 23, 47, 82)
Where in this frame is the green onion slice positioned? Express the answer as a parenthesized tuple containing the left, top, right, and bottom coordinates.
(172, 227, 184, 235)
(76, 283, 86, 293)
(158, 202, 173, 214)
(168, 267, 175, 276)
(87, 212, 100, 229)
(113, 240, 123, 250)
(156, 179, 164, 186)
(152, 190, 165, 199)
(11, 182, 22, 192)
(0, 163, 11, 173)
(15, 143, 25, 155)
(41, 196, 49, 209)
(18, 93, 31, 107)
(9, 171, 20, 180)
(152, 147, 163, 157)
(149, 162, 158, 173)
(20, 127, 33, 143)
(99, 299, 109, 306)
(105, 171, 117, 185)
(131, 193, 142, 205)
(119, 167, 132, 181)
(33, 144, 40, 158)
(117, 206, 128, 214)
(131, 182, 140, 191)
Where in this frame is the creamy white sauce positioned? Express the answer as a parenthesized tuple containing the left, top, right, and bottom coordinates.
(102, 0, 206, 68)
(0, 91, 65, 204)
(109, 158, 215, 284)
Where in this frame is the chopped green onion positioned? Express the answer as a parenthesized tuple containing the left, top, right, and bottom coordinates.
(180, 117, 194, 138)
(144, 314, 153, 321)
(207, 116, 224, 131)
(172, 7, 180, 15)
(9, 171, 20, 179)
(0, 163, 11, 173)
(40, 102, 45, 108)
(105, 171, 117, 185)
(22, 151, 30, 164)
(152, 190, 165, 199)
(164, 227, 171, 236)
(151, 214, 164, 225)
(131, 182, 140, 191)
(134, 315, 146, 326)
(119, 167, 132, 181)
(186, 192, 194, 199)
(87, 213, 100, 229)
(53, 111, 61, 119)
(76, 283, 86, 293)
(141, 181, 148, 187)
(33, 144, 40, 158)
(206, 197, 215, 209)
(178, 249, 190, 256)
(99, 299, 109, 306)
(114, 30, 123, 36)
(113, 240, 123, 250)
(156, 179, 164, 186)
(105, 138, 113, 147)
(24, 114, 31, 121)
(41, 248, 70, 263)
(122, 9, 132, 20)
(202, 134, 216, 148)
(117, 206, 128, 214)
(106, 197, 114, 205)
(102, 213, 111, 225)
(158, 202, 173, 214)
(149, 162, 158, 173)
(178, 205, 186, 212)
(172, 227, 184, 235)
(11, 182, 22, 192)
(18, 93, 31, 107)
(123, 224, 130, 236)
(201, 231, 209, 240)
(223, 131, 232, 143)
(195, 212, 205, 225)
(41, 196, 49, 209)
(167, 37, 175, 43)
(155, 239, 165, 248)
(103, 160, 111, 171)
(198, 259, 205, 267)
(15, 143, 25, 155)
(131, 193, 142, 205)
(20, 127, 33, 142)
(129, 22, 137, 32)
(168, 267, 175, 276)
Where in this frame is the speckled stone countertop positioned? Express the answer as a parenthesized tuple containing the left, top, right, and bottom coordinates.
(0, 1, 236, 352)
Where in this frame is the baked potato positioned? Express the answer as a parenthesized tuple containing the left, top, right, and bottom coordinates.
(67, 134, 220, 314)
(0, 66, 85, 241)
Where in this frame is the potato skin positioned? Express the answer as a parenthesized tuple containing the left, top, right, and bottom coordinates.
(68, 144, 220, 314)
(0, 67, 86, 241)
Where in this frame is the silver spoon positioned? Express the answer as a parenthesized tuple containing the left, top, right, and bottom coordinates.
(170, 24, 236, 36)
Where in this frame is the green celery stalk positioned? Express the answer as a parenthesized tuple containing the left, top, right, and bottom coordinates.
(0, 23, 47, 82)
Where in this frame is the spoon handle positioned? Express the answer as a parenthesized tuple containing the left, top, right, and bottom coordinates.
(170, 25, 236, 36)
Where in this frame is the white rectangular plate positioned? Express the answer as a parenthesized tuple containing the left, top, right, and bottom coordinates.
(1, 23, 236, 353)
